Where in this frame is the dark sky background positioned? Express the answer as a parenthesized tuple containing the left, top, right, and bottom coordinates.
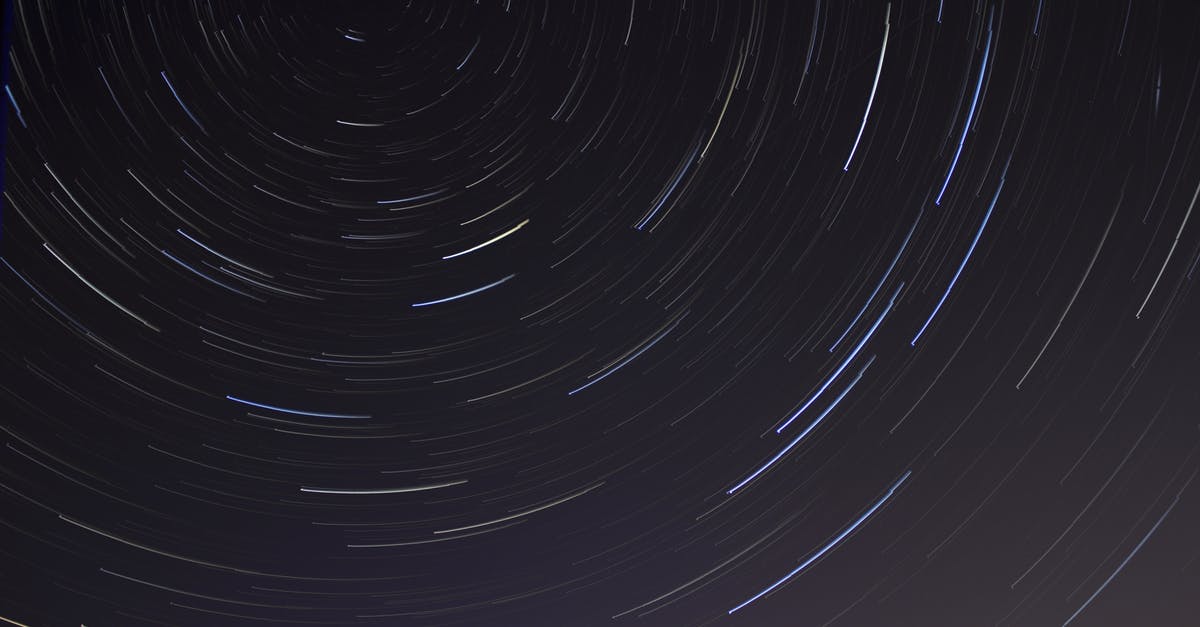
(2, 1, 1199, 625)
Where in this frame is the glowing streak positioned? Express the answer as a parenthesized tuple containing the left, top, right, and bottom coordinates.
(457, 37, 480, 70)
(161, 249, 256, 298)
(434, 483, 603, 534)
(42, 243, 159, 331)
(830, 210, 920, 352)
(443, 219, 529, 259)
(376, 189, 445, 204)
(225, 395, 371, 419)
(5, 84, 27, 128)
(728, 357, 874, 495)
(177, 229, 271, 277)
(699, 44, 745, 161)
(1062, 487, 1186, 626)
(729, 470, 912, 614)
(636, 144, 699, 230)
(301, 480, 467, 494)
(1135, 176, 1199, 319)
(843, 5, 891, 171)
(411, 274, 516, 307)
(912, 161, 1006, 345)
(568, 318, 681, 395)
(935, 11, 993, 206)
(160, 70, 205, 132)
(777, 284, 902, 433)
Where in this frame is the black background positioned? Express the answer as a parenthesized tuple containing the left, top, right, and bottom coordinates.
(2, 1, 1199, 625)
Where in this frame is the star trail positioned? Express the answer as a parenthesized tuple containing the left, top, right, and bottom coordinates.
(2, 1, 1200, 626)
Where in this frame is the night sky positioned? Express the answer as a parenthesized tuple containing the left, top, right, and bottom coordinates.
(2, 1, 1200, 625)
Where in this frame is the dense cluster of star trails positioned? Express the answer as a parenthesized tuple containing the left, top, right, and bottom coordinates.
(2, 1, 1200, 625)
